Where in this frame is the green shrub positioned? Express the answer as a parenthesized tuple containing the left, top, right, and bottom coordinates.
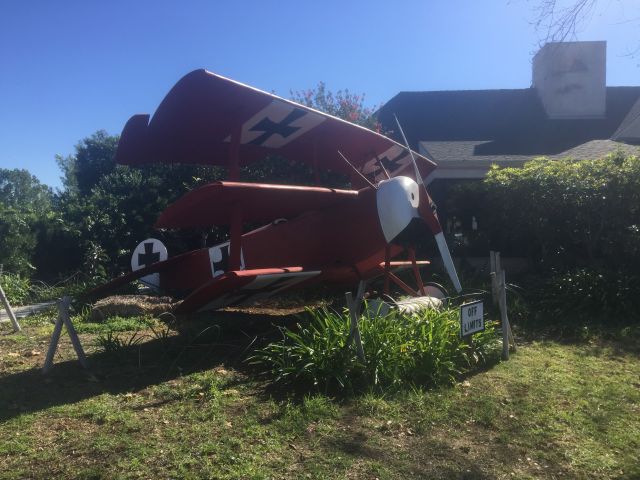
(0, 272, 101, 306)
(77, 315, 157, 334)
(533, 268, 640, 324)
(250, 305, 500, 393)
(445, 152, 640, 269)
(0, 273, 31, 305)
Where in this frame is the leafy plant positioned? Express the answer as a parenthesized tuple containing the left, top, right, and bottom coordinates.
(250, 304, 500, 393)
(95, 330, 145, 357)
(0, 272, 31, 305)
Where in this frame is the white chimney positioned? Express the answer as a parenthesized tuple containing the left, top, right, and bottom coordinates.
(532, 41, 606, 119)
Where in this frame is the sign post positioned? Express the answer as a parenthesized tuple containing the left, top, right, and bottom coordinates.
(489, 251, 516, 360)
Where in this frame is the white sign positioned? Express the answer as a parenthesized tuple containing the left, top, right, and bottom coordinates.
(460, 300, 484, 337)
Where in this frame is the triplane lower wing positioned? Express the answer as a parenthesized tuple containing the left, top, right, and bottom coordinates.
(93, 69, 462, 314)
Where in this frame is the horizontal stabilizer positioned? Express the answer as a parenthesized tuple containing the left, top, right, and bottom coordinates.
(87, 250, 205, 298)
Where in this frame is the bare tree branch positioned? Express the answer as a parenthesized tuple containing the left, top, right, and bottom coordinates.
(532, 0, 599, 44)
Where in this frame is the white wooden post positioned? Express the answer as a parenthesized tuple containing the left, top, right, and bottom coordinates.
(0, 279, 21, 332)
(501, 269, 517, 352)
(42, 306, 65, 374)
(497, 270, 510, 360)
(42, 296, 89, 374)
(489, 251, 498, 306)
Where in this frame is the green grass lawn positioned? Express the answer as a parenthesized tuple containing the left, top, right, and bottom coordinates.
(1, 311, 638, 479)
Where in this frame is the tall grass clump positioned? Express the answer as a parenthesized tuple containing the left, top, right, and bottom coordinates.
(251, 304, 500, 393)
(0, 272, 31, 305)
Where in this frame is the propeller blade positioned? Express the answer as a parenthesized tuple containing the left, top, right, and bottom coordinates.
(434, 232, 462, 293)
(393, 114, 463, 293)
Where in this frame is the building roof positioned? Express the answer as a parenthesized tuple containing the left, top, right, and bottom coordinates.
(558, 139, 640, 159)
(378, 86, 640, 159)
(420, 139, 640, 167)
(613, 97, 640, 142)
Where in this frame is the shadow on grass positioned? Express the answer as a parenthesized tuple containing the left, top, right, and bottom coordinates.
(0, 310, 299, 423)
(320, 423, 512, 479)
(515, 321, 640, 357)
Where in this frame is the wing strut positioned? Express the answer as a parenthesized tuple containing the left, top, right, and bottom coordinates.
(228, 125, 241, 181)
(229, 203, 243, 270)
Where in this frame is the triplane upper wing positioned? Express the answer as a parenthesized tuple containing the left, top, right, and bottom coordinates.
(116, 69, 436, 185)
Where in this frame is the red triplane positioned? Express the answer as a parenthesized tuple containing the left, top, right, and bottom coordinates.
(93, 69, 462, 313)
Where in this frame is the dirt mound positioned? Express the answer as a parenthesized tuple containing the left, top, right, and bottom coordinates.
(90, 295, 176, 321)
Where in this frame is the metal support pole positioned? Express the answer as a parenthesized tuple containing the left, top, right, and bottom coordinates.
(383, 245, 391, 296)
(408, 247, 426, 296)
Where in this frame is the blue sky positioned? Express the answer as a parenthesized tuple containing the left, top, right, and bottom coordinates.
(1, 0, 638, 188)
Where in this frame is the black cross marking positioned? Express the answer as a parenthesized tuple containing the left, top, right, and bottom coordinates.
(138, 242, 160, 268)
(248, 109, 307, 146)
(212, 244, 230, 275)
(379, 150, 408, 172)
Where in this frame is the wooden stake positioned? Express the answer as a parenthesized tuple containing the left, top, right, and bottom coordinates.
(42, 296, 89, 374)
(345, 281, 366, 362)
(497, 271, 509, 360)
(490, 251, 498, 306)
(501, 269, 517, 352)
(0, 281, 21, 333)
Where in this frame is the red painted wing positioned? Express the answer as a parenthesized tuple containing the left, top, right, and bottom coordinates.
(156, 181, 359, 229)
(116, 69, 436, 183)
(175, 267, 320, 313)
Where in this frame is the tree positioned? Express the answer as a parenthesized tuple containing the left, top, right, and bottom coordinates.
(0, 169, 51, 213)
(56, 130, 119, 195)
(290, 82, 380, 130)
(0, 169, 53, 274)
(530, 0, 639, 54)
(54, 131, 226, 276)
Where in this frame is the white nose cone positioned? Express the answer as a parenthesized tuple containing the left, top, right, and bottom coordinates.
(376, 176, 420, 242)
